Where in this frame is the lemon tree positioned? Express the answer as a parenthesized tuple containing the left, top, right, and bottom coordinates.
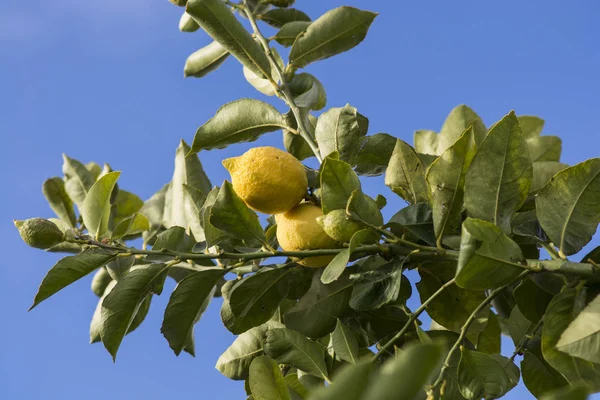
(13, 1, 600, 399)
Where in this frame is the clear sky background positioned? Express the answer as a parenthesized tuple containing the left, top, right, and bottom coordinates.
(1, 0, 599, 399)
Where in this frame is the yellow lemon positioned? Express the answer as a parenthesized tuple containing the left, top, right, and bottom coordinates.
(276, 203, 339, 267)
(223, 146, 308, 214)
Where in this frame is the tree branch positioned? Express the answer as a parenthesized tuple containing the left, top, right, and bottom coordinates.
(242, 1, 323, 163)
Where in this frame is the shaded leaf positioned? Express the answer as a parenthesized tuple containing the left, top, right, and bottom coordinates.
(385, 139, 428, 204)
(527, 135, 562, 162)
(184, 41, 229, 78)
(265, 328, 328, 379)
(476, 312, 501, 354)
(273, 21, 310, 47)
(112, 190, 144, 228)
(456, 218, 525, 290)
(147, 226, 196, 262)
(42, 177, 77, 227)
(386, 202, 436, 246)
(259, 8, 310, 28)
(556, 293, 600, 363)
(315, 104, 367, 163)
(531, 161, 569, 193)
(81, 171, 120, 239)
(191, 99, 287, 152)
(62, 154, 95, 207)
(538, 384, 589, 400)
(518, 115, 545, 138)
(100, 263, 170, 360)
(182, 184, 208, 242)
(283, 110, 317, 161)
(426, 126, 476, 246)
(201, 187, 228, 248)
(521, 340, 568, 398)
(457, 349, 512, 399)
(319, 157, 361, 214)
(536, 158, 600, 256)
(464, 111, 532, 232)
(30, 248, 117, 310)
(186, 0, 271, 77)
(288, 73, 327, 111)
(249, 356, 291, 400)
(346, 189, 383, 226)
(210, 181, 265, 244)
(140, 184, 169, 245)
(289, 6, 377, 68)
(349, 259, 404, 311)
(331, 319, 359, 364)
(309, 360, 373, 400)
(162, 269, 225, 355)
(513, 276, 552, 323)
(111, 213, 149, 240)
(353, 133, 396, 176)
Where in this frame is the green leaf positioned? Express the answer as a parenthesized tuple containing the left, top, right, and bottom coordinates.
(315, 104, 367, 162)
(42, 177, 77, 227)
(518, 115, 545, 138)
(216, 321, 285, 380)
(414, 105, 486, 156)
(521, 340, 568, 398)
(542, 287, 600, 387)
(349, 259, 404, 311)
(426, 126, 477, 246)
(81, 171, 120, 240)
(417, 263, 488, 337)
(243, 47, 284, 96)
(331, 319, 359, 364)
(161, 269, 225, 356)
(464, 111, 533, 232)
(346, 189, 383, 226)
(531, 161, 569, 193)
(385, 139, 429, 204)
(288, 73, 327, 111)
(538, 384, 589, 400)
(184, 41, 229, 78)
(513, 277, 552, 323)
(536, 158, 600, 256)
(353, 133, 396, 177)
(190, 99, 287, 152)
(62, 154, 95, 207)
(111, 213, 150, 240)
(556, 293, 600, 363)
(321, 229, 371, 284)
(284, 271, 352, 338)
(319, 157, 361, 214)
(289, 6, 377, 68)
(457, 349, 513, 399)
(182, 184, 208, 242)
(210, 181, 265, 244)
(163, 140, 211, 230)
(259, 8, 310, 28)
(112, 190, 144, 228)
(140, 184, 169, 245)
(282, 110, 317, 161)
(179, 11, 200, 32)
(91, 266, 113, 297)
(265, 328, 328, 379)
(30, 249, 117, 310)
(362, 343, 442, 400)
(229, 267, 295, 334)
(507, 305, 532, 347)
(284, 373, 309, 400)
(476, 312, 501, 354)
(147, 226, 196, 262)
(249, 356, 291, 400)
(527, 135, 562, 162)
(309, 360, 373, 400)
(201, 187, 228, 247)
(273, 21, 310, 47)
(456, 218, 525, 290)
(100, 263, 170, 360)
(386, 203, 436, 245)
(186, 0, 271, 77)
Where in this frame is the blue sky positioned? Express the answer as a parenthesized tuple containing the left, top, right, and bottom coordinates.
(1, 0, 599, 399)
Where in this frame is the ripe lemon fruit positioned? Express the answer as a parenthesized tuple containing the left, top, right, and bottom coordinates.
(223, 146, 308, 214)
(316, 209, 363, 243)
(276, 203, 339, 267)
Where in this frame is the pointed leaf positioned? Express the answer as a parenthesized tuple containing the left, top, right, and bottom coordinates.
(249, 356, 292, 400)
(289, 6, 377, 68)
(320, 157, 361, 214)
(100, 263, 170, 360)
(346, 189, 383, 226)
(62, 154, 95, 207)
(81, 171, 120, 239)
(385, 139, 428, 204)
(386, 202, 436, 245)
(513, 276, 552, 323)
(518, 115, 545, 138)
(216, 321, 285, 380)
(476, 312, 501, 354)
(531, 161, 569, 193)
(349, 259, 405, 311)
(184, 41, 229, 78)
(111, 213, 150, 240)
(315, 104, 367, 162)
(426, 126, 476, 246)
(353, 133, 396, 177)
(229, 267, 295, 334)
(321, 230, 373, 284)
(182, 184, 208, 242)
(331, 319, 359, 364)
(140, 184, 169, 245)
(274, 21, 310, 47)
(259, 8, 310, 28)
(434, 104, 487, 155)
(186, 0, 271, 77)
(112, 190, 144, 228)
(201, 187, 228, 247)
(536, 158, 600, 256)
(147, 226, 196, 262)
(457, 349, 513, 399)
(31, 249, 117, 310)
(210, 181, 265, 244)
(527, 135, 562, 162)
(265, 328, 328, 379)
(556, 294, 600, 363)
(464, 111, 532, 232)
(456, 218, 525, 290)
(521, 343, 568, 398)
(162, 269, 225, 355)
(42, 177, 77, 227)
(191, 99, 287, 152)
